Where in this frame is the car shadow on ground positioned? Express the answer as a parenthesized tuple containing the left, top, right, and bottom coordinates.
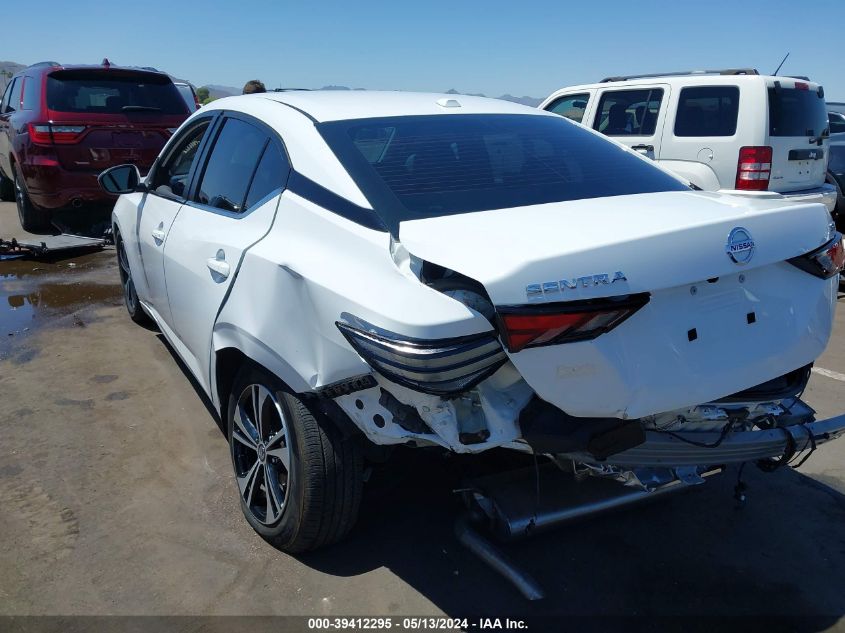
(157, 335, 845, 630)
(298, 452, 845, 630)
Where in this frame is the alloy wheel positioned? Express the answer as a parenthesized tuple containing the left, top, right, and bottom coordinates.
(231, 384, 291, 525)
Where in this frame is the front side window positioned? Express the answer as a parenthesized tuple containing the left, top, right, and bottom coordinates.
(0, 80, 12, 113)
(594, 89, 664, 136)
(830, 112, 845, 135)
(674, 86, 739, 137)
(768, 86, 828, 137)
(196, 118, 268, 213)
(545, 93, 590, 123)
(319, 113, 687, 228)
(150, 120, 211, 198)
(3, 78, 21, 113)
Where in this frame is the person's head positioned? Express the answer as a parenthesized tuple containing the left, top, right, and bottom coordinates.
(243, 80, 266, 95)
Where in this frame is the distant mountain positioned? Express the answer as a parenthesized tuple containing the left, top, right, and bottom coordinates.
(446, 88, 542, 108)
(497, 94, 543, 107)
(202, 84, 240, 99)
(317, 86, 543, 106)
(446, 88, 486, 97)
(0, 61, 544, 107)
(0, 61, 26, 86)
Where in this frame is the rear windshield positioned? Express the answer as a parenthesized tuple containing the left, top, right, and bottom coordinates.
(46, 71, 189, 115)
(768, 86, 828, 137)
(319, 114, 687, 229)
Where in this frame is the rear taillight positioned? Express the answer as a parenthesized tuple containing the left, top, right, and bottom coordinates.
(336, 322, 507, 396)
(497, 294, 650, 353)
(28, 123, 86, 145)
(788, 233, 845, 279)
(735, 146, 772, 191)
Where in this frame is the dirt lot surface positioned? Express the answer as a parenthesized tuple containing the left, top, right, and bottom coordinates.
(1, 201, 845, 629)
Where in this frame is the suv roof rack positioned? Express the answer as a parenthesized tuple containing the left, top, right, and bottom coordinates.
(599, 68, 759, 83)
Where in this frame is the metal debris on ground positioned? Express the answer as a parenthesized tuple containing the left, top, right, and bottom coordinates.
(0, 234, 106, 261)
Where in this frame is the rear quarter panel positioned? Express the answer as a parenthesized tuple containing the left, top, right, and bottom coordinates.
(212, 193, 493, 403)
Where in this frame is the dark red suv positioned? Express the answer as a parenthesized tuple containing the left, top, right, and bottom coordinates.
(0, 60, 190, 231)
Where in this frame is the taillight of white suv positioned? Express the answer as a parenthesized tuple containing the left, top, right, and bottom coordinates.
(735, 146, 773, 190)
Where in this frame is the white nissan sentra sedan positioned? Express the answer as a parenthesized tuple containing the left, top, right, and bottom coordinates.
(99, 91, 845, 553)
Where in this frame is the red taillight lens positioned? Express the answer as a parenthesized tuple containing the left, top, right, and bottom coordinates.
(735, 146, 772, 191)
(789, 233, 845, 279)
(28, 123, 86, 145)
(497, 294, 650, 353)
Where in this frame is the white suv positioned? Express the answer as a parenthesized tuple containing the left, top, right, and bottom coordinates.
(540, 69, 837, 211)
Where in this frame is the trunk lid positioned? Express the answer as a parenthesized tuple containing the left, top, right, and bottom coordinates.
(766, 81, 829, 193)
(399, 191, 836, 418)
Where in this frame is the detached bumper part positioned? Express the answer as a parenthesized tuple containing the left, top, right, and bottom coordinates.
(567, 414, 845, 467)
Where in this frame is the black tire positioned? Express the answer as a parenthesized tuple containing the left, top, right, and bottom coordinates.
(13, 163, 52, 233)
(227, 363, 363, 552)
(0, 172, 14, 202)
(115, 231, 153, 326)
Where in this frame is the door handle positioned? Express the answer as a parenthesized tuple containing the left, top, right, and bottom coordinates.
(206, 250, 230, 279)
(631, 144, 654, 154)
(151, 228, 166, 243)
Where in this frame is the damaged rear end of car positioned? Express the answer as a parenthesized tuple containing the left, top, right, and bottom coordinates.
(313, 110, 845, 520)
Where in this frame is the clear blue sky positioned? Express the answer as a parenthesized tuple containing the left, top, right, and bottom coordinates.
(3, 0, 843, 100)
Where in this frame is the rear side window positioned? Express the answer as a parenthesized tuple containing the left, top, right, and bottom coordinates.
(545, 93, 590, 123)
(22, 76, 38, 110)
(46, 71, 189, 115)
(319, 114, 688, 227)
(196, 118, 268, 213)
(768, 87, 828, 137)
(674, 86, 739, 137)
(594, 89, 663, 136)
(244, 143, 290, 210)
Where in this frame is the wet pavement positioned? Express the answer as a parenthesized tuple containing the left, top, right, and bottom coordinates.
(0, 251, 121, 360)
(1, 201, 845, 629)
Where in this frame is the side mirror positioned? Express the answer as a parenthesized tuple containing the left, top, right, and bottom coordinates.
(98, 164, 143, 195)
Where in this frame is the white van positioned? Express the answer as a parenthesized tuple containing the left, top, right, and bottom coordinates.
(540, 69, 837, 211)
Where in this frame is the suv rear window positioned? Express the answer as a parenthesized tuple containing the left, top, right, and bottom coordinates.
(46, 71, 188, 115)
(319, 114, 687, 229)
(674, 86, 739, 137)
(768, 86, 828, 137)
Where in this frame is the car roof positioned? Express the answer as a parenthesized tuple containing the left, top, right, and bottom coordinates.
(546, 73, 819, 95)
(210, 90, 547, 123)
(16, 62, 173, 80)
